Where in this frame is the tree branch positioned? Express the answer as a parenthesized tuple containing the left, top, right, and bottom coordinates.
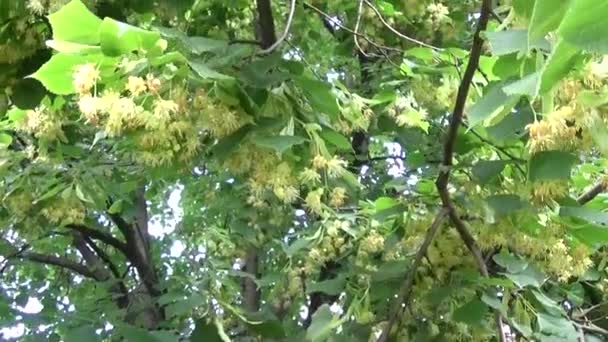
(256, 0, 277, 48)
(433, 0, 507, 341)
(1, 238, 97, 279)
(66, 224, 128, 255)
(577, 180, 606, 205)
(378, 210, 448, 342)
(82, 235, 122, 280)
(258, 0, 296, 54)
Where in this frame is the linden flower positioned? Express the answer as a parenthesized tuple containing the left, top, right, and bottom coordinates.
(329, 187, 347, 207)
(312, 155, 327, 169)
(532, 180, 568, 204)
(73, 63, 99, 95)
(146, 73, 161, 93)
(326, 156, 347, 178)
(273, 185, 299, 204)
(154, 99, 179, 117)
(78, 95, 99, 124)
(427, 3, 450, 24)
(299, 168, 321, 184)
(127, 76, 147, 95)
(305, 189, 324, 214)
(586, 56, 608, 82)
(26, 0, 45, 14)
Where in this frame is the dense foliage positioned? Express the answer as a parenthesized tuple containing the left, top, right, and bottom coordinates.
(2, 0, 608, 341)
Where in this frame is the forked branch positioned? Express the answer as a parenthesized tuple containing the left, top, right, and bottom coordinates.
(377, 210, 448, 342)
(432, 0, 507, 340)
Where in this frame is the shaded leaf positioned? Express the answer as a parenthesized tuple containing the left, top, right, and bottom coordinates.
(472, 160, 508, 184)
(453, 299, 488, 326)
(307, 276, 346, 296)
(190, 318, 222, 342)
(467, 82, 517, 127)
(254, 135, 307, 154)
(485, 30, 550, 56)
(528, 151, 577, 182)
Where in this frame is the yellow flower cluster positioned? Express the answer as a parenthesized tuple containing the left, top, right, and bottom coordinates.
(476, 222, 593, 282)
(426, 3, 451, 27)
(193, 90, 247, 138)
(3, 191, 34, 219)
(310, 154, 347, 178)
(72, 65, 202, 167)
(531, 180, 569, 205)
(526, 107, 579, 154)
(18, 106, 65, 141)
(41, 197, 86, 225)
(304, 220, 350, 274)
(387, 92, 429, 128)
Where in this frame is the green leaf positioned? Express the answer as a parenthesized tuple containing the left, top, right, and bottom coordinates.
(373, 197, 399, 211)
(7, 108, 27, 123)
(504, 264, 547, 288)
(31, 53, 104, 95)
(486, 107, 535, 142)
(485, 30, 550, 56)
(99, 18, 162, 56)
(190, 319, 222, 342)
(296, 77, 340, 119)
(528, 151, 577, 182)
(306, 304, 339, 341)
(513, 0, 535, 18)
(472, 160, 507, 184)
(189, 61, 233, 80)
(286, 238, 311, 257)
(0, 133, 12, 148)
(528, 0, 571, 44)
(560, 206, 608, 226)
(320, 130, 351, 150)
(254, 135, 307, 154)
(307, 275, 346, 296)
(485, 194, 525, 217)
(531, 290, 565, 316)
(107, 199, 123, 214)
(453, 299, 488, 326)
(503, 72, 540, 97)
(481, 291, 507, 315)
(118, 326, 162, 342)
(10, 79, 46, 110)
(48, 0, 102, 45)
(46, 40, 102, 54)
(536, 313, 577, 339)
(569, 224, 608, 248)
(63, 325, 100, 342)
(558, 0, 608, 53)
(165, 293, 204, 319)
(372, 260, 408, 282)
(493, 251, 529, 273)
(539, 39, 581, 94)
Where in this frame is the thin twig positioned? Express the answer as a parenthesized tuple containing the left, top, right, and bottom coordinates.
(258, 0, 297, 54)
(304, 2, 403, 54)
(575, 322, 608, 336)
(433, 0, 507, 341)
(363, 0, 442, 51)
(354, 0, 369, 57)
(377, 210, 448, 342)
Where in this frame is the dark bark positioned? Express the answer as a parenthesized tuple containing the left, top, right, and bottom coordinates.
(255, 0, 277, 48)
(304, 260, 340, 328)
